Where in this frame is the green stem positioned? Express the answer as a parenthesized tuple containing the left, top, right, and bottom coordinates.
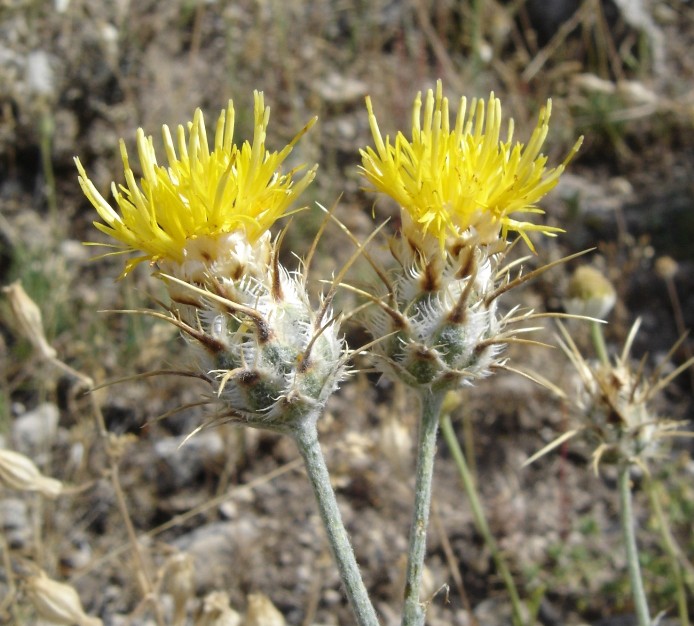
(440, 413, 526, 626)
(470, 0, 482, 64)
(590, 321, 609, 366)
(618, 464, 651, 626)
(401, 389, 445, 626)
(291, 418, 379, 626)
(39, 112, 58, 222)
(645, 477, 689, 626)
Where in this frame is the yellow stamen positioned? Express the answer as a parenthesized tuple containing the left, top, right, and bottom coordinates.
(76, 92, 317, 276)
(360, 80, 582, 253)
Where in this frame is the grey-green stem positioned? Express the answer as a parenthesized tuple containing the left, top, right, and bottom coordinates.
(291, 418, 379, 626)
(618, 464, 652, 626)
(401, 389, 445, 626)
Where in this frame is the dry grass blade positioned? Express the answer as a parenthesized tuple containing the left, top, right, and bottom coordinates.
(71, 458, 305, 582)
(522, 0, 593, 81)
(485, 248, 594, 306)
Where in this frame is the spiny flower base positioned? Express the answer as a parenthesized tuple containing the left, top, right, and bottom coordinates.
(364, 240, 510, 393)
(166, 257, 346, 432)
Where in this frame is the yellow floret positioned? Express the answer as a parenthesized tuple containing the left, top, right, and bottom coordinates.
(76, 92, 317, 276)
(360, 80, 582, 252)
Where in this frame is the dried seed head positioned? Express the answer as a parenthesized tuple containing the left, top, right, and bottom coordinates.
(0, 448, 62, 498)
(163, 552, 195, 626)
(245, 593, 285, 626)
(26, 571, 102, 626)
(564, 265, 616, 320)
(2, 281, 56, 360)
(557, 319, 691, 472)
(655, 255, 679, 281)
(195, 592, 241, 626)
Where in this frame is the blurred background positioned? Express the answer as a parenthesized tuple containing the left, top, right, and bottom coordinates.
(1, 1, 694, 624)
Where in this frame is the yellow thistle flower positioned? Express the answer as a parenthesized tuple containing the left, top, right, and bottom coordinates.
(360, 80, 582, 253)
(76, 91, 317, 276)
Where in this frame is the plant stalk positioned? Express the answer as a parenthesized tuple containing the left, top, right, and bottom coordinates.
(645, 476, 689, 626)
(39, 112, 58, 221)
(590, 321, 610, 366)
(618, 464, 651, 626)
(401, 389, 445, 626)
(292, 418, 379, 626)
(440, 413, 525, 626)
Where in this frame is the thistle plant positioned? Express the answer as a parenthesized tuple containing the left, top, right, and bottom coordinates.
(359, 80, 582, 626)
(553, 317, 694, 625)
(73, 81, 585, 626)
(524, 265, 694, 626)
(76, 92, 378, 626)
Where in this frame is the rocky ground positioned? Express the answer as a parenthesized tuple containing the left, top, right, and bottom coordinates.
(1, 1, 694, 625)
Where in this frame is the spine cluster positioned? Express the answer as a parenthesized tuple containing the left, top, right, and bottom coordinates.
(365, 240, 507, 392)
(173, 244, 346, 431)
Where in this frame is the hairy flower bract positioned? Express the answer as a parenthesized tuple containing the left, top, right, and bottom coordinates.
(76, 92, 317, 276)
(360, 80, 582, 253)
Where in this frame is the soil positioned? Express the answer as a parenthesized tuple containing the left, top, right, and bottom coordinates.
(1, 1, 694, 625)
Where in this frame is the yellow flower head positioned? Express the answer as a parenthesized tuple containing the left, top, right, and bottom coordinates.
(76, 92, 317, 276)
(360, 80, 582, 254)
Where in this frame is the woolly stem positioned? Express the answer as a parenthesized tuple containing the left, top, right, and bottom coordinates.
(401, 389, 445, 626)
(292, 418, 379, 626)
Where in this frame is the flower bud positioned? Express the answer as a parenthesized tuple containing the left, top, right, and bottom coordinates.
(26, 571, 102, 626)
(0, 448, 62, 498)
(564, 265, 616, 320)
(654, 255, 678, 281)
(2, 281, 56, 360)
